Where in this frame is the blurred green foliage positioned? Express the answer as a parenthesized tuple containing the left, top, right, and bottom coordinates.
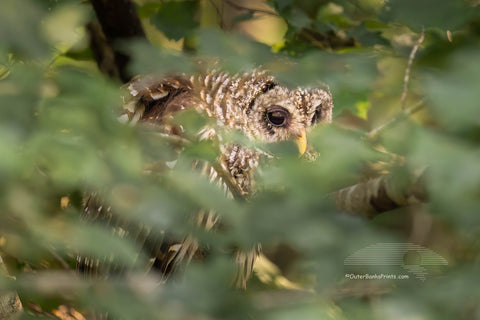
(0, 0, 480, 319)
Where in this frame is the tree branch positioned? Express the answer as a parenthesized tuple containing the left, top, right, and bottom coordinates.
(0, 256, 22, 320)
(333, 171, 427, 219)
(366, 100, 425, 139)
(89, 0, 146, 83)
(401, 27, 425, 110)
(207, 0, 225, 28)
(223, 0, 279, 16)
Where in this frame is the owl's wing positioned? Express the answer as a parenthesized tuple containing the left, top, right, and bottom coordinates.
(78, 74, 259, 288)
(77, 75, 201, 279)
(77, 191, 207, 279)
(77, 192, 159, 278)
(119, 75, 195, 125)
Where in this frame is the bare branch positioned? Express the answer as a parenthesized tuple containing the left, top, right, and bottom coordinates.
(332, 171, 427, 219)
(0, 256, 22, 320)
(223, 0, 279, 16)
(366, 100, 425, 139)
(48, 248, 71, 271)
(401, 27, 425, 110)
(207, 0, 225, 28)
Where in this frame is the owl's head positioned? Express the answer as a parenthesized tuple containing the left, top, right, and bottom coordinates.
(244, 83, 333, 154)
(122, 71, 333, 155)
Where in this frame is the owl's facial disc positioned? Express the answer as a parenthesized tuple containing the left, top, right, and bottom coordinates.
(264, 105, 307, 154)
(247, 86, 312, 156)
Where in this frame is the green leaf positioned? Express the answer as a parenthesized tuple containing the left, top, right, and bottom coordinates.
(380, 0, 477, 31)
(423, 48, 480, 132)
(196, 29, 274, 72)
(127, 40, 194, 76)
(410, 129, 480, 228)
(0, 0, 50, 58)
(41, 3, 89, 51)
(288, 7, 312, 29)
(150, 0, 200, 41)
(269, 0, 294, 12)
(274, 51, 377, 111)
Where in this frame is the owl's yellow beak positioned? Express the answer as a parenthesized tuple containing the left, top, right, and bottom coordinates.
(296, 128, 307, 156)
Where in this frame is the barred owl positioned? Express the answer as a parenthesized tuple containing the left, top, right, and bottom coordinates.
(78, 69, 333, 288)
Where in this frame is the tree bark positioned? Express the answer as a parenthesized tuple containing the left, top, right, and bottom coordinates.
(333, 172, 427, 219)
(0, 256, 22, 320)
(89, 0, 146, 83)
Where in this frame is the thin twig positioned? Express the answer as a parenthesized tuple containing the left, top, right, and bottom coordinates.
(149, 131, 192, 146)
(401, 27, 425, 110)
(0, 69, 9, 80)
(223, 0, 279, 16)
(297, 30, 327, 49)
(146, 131, 247, 200)
(207, 0, 225, 29)
(366, 100, 425, 139)
(48, 248, 71, 270)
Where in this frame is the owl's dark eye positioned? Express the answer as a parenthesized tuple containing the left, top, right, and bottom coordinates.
(311, 105, 322, 124)
(266, 106, 290, 127)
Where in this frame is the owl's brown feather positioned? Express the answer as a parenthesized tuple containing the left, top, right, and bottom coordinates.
(78, 69, 333, 288)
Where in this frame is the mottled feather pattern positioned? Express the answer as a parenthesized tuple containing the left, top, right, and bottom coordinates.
(78, 69, 333, 289)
